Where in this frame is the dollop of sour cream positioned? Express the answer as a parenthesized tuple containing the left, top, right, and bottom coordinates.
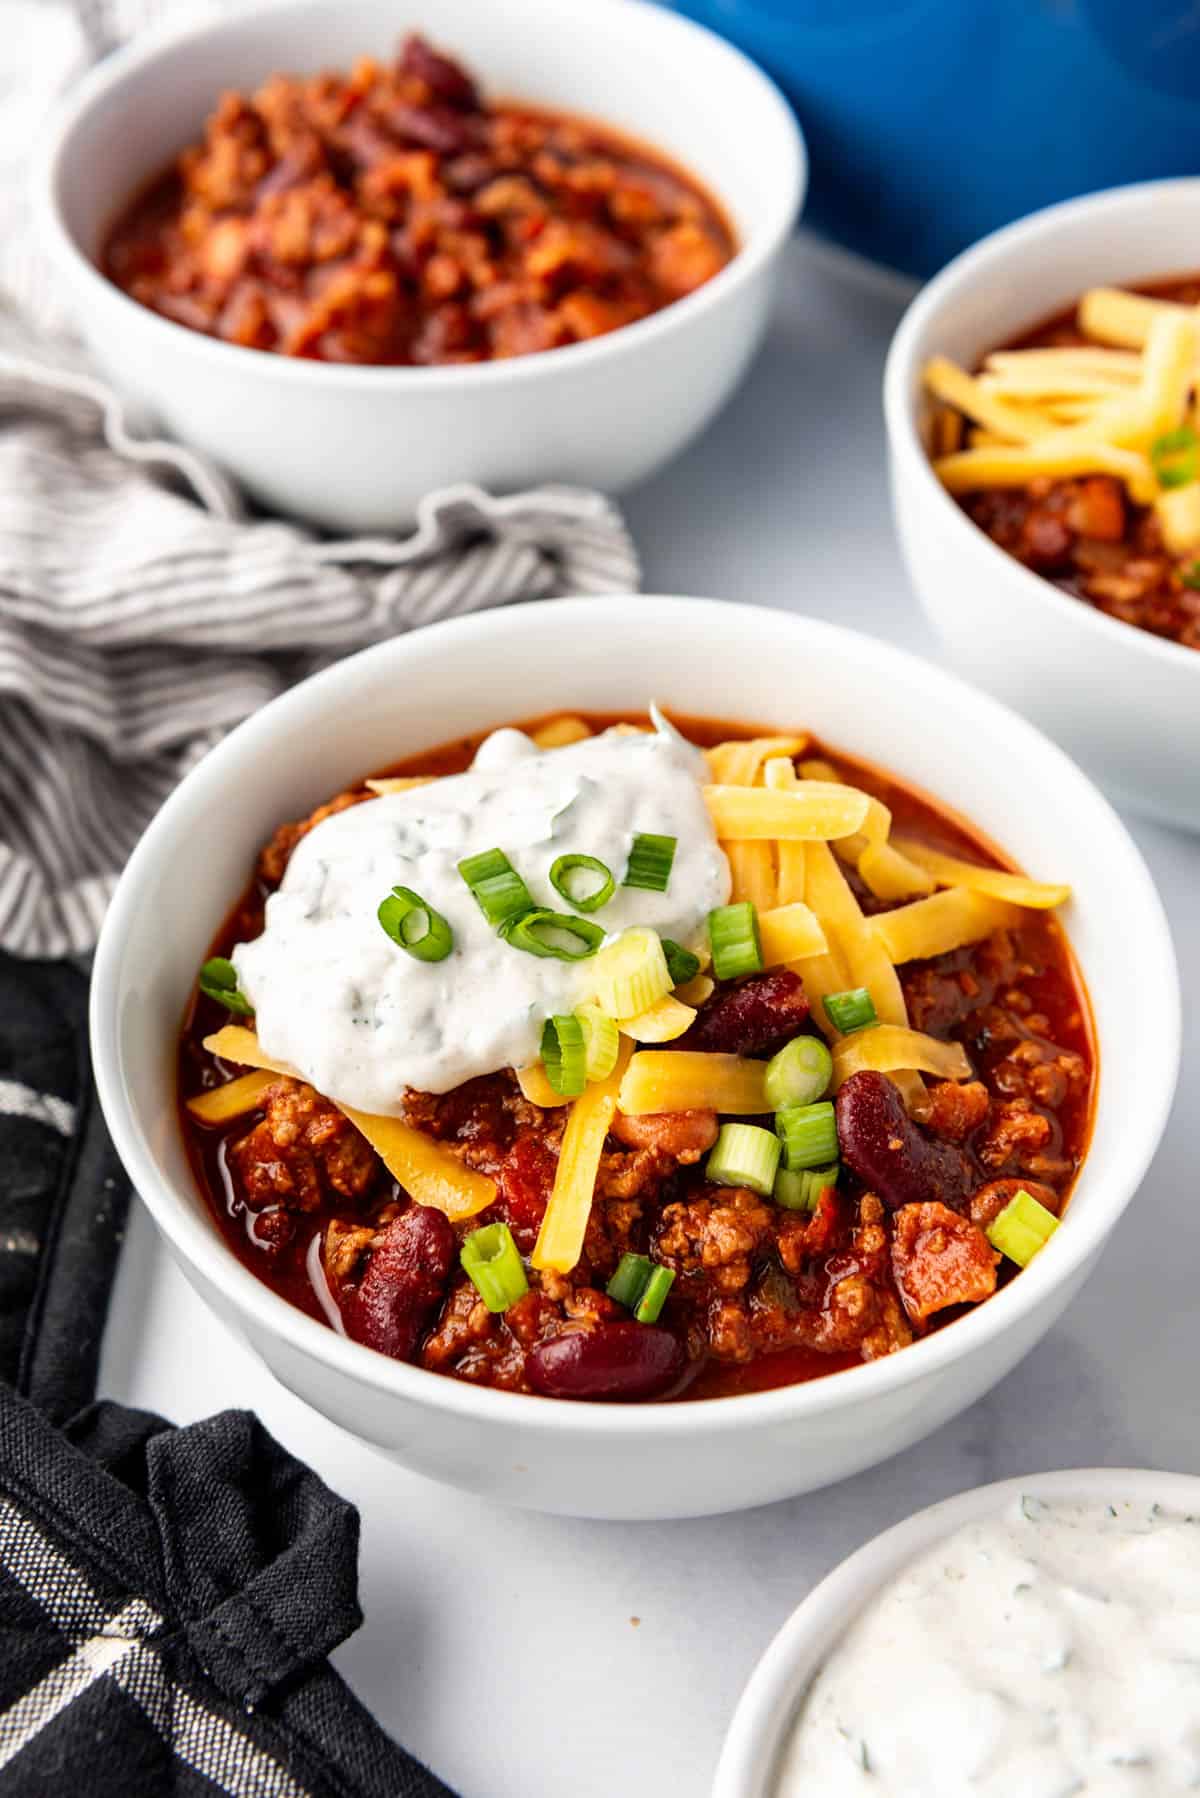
(233, 720, 730, 1113)
(776, 1495, 1200, 1797)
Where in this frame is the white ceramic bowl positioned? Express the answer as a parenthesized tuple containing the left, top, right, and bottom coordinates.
(32, 0, 804, 534)
(89, 597, 1179, 1520)
(884, 178, 1200, 833)
(715, 1466, 1200, 1796)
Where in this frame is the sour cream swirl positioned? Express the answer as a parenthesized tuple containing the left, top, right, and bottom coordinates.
(776, 1495, 1200, 1797)
(233, 720, 730, 1112)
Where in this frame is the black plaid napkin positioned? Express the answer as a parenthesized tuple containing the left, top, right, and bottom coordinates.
(0, 949, 454, 1797)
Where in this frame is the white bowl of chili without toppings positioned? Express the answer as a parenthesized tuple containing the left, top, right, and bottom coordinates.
(89, 597, 1178, 1519)
(884, 177, 1200, 834)
(715, 1467, 1200, 1797)
(32, 0, 804, 533)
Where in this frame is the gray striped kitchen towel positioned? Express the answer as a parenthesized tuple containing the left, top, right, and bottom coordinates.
(0, 317, 639, 959)
(0, 0, 639, 961)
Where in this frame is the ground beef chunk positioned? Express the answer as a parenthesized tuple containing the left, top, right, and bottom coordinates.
(655, 1187, 774, 1294)
(323, 1217, 377, 1282)
(924, 1079, 990, 1141)
(991, 1037, 1089, 1110)
(257, 789, 372, 885)
(775, 1187, 848, 1274)
(708, 1298, 755, 1363)
(228, 1077, 380, 1211)
(680, 969, 810, 1056)
(968, 1178, 1063, 1232)
(420, 1279, 497, 1371)
(977, 1099, 1055, 1173)
(583, 1196, 645, 1280)
(816, 1275, 913, 1358)
(609, 1109, 718, 1161)
(891, 1202, 999, 1325)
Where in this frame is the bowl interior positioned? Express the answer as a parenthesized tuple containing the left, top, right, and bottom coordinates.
(52, 0, 798, 265)
(92, 597, 1177, 1424)
(716, 1467, 1200, 1798)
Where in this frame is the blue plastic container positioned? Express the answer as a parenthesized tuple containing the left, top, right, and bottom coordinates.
(667, 0, 1200, 276)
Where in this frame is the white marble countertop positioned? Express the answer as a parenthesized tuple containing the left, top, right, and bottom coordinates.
(98, 233, 1199, 1798)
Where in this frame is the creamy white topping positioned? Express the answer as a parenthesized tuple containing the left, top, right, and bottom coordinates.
(776, 1496, 1200, 1797)
(233, 720, 730, 1112)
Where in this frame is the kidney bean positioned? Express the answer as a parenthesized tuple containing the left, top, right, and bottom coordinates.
(386, 102, 475, 157)
(527, 1322, 684, 1401)
(681, 969, 810, 1057)
(399, 33, 480, 110)
(835, 1070, 974, 1213)
(341, 1206, 455, 1362)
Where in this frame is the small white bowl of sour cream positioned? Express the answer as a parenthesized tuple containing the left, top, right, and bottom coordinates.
(716, 1466, 1200, 1798)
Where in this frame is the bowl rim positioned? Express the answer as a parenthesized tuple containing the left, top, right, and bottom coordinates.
(883, 174, 1200, 674)
(88, 595, 1180, 1438)
(31, 0, 806, 391)
(713, 1464, 1200, 1797)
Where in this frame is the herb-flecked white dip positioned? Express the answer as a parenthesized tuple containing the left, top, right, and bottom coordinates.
(233, 719, 730, 1113)
(776, 1495, 1200, 1797)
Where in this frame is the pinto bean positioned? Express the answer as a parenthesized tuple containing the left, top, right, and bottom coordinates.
(681, 969, 810, 1057)
(609, 1108, 718, 1161)
(341, 1205, 455, 1362)
(969, 1177, 1063, 1232)
(835, 1070, 974, 1213)
(527, 1321, 684, 1401)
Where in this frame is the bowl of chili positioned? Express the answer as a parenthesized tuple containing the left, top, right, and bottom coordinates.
(88, 596, 1178, 1519)
(884, 178, 1200, 833)
(32, 0, 804, 532)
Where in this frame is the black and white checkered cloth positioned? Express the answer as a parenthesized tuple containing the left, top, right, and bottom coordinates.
(0, 950, 453, 1796)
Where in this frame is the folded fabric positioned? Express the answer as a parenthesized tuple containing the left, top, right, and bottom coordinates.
(0, 945, 454, 1794)
(0, 313, 639, 961)
(0, 1388, 454, 1797)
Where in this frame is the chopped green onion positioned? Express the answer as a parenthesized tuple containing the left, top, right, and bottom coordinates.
(824, 987, 878, 1035)
(505, 909, 605, 960)
(198, 956, 253, 1015)
(590, 927, 672, 1017)
(457, 847, 534, 931)
(549, 852, 615, 913)
(776, 1100, 839, 1171)
(1182, 562, 1200, 591)
(661, 939, 701, 986)
(986, 1188, 1060, 1267)
(1152, 424, 1199, 490)
(377, 885, 454, 962)
(540, 1014, 588, 1097)
(635, 1265, 675, 1324)
(706, 1121, 781, 1196)
(460, 1222, 529, 1313)
(764, 1035, 834, 1110)
(576, 1003, 620, 1082)
(607, 1252, 654, 1308)
(623, 832, 677, 892)
(773, 1162, 839, 1211)
(606, 1253, 676, 1323)
(708, 901, 764, 981)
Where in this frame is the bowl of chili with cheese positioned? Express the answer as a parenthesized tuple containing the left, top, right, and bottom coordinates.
(90, 597, 1177, 1518)
(885, 178, 1200, 832)
(33, 0, 803, 531)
